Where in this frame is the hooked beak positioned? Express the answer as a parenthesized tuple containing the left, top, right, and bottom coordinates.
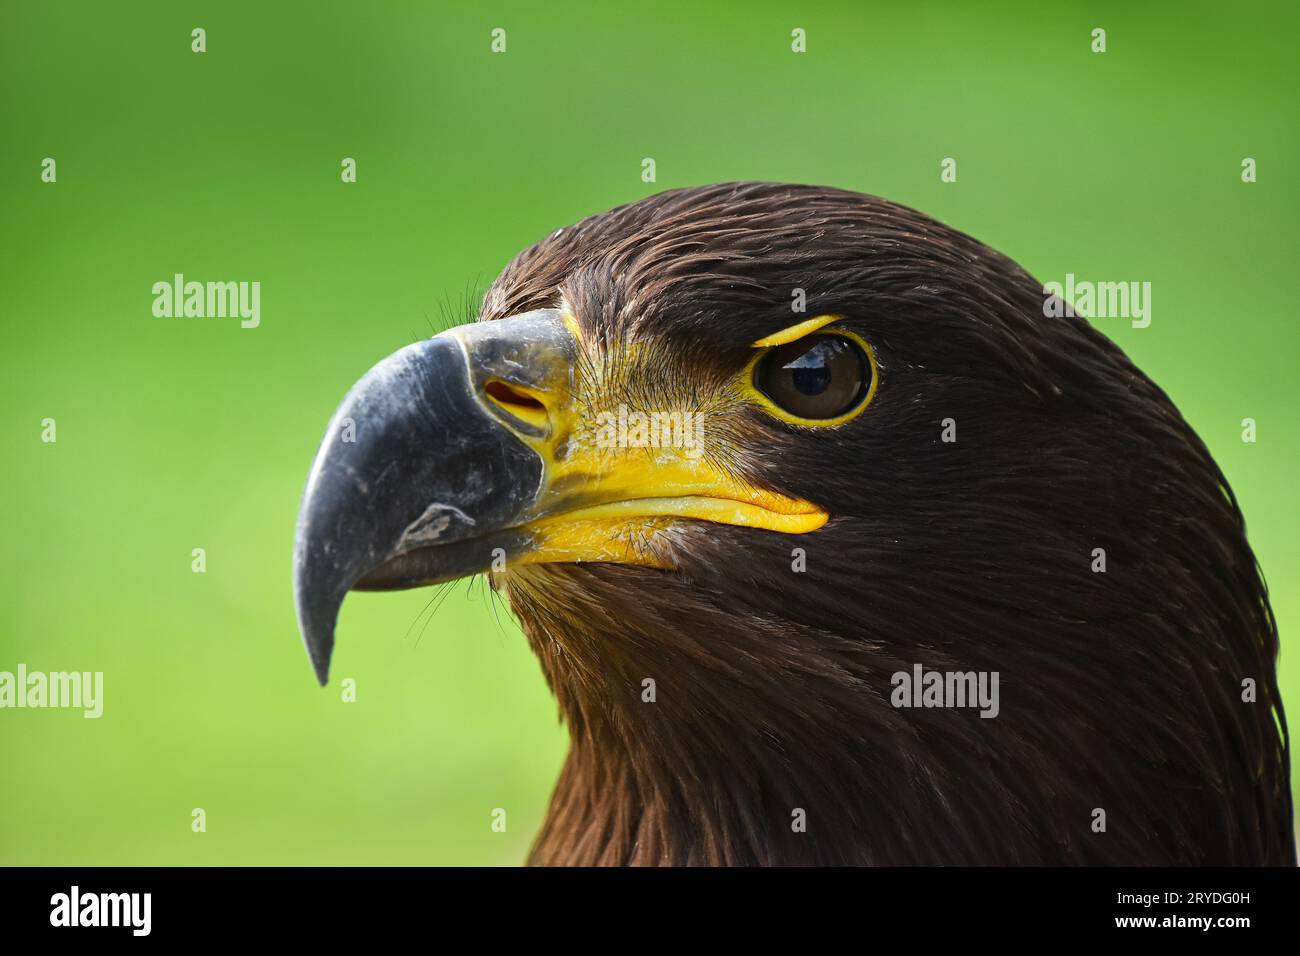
(293, 309, 826, 685)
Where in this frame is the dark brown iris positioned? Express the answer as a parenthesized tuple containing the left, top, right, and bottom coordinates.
(755, 334, 869, 419)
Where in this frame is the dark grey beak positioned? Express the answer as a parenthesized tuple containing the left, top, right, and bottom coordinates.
(292, 310, 572, 685)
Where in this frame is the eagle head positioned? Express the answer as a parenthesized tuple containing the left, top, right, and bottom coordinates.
(293, 183, 1292, 865)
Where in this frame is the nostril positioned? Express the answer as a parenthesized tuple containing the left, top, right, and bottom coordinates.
(484, 379, 549, 432)
(485, 379, 544, 410)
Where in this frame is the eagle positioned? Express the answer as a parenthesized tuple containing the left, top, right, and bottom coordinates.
(293, 182, 1294, 866)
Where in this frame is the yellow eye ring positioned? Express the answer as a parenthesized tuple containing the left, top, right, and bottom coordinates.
(741, 322, 879, 427)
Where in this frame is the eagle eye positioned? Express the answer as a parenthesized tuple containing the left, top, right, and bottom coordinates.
(754, 333, 874, 422)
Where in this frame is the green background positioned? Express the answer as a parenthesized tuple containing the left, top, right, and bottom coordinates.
(1, 1, 1295, 864)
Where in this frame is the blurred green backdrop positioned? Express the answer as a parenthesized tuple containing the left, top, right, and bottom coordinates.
(1, 1, 1296, 864)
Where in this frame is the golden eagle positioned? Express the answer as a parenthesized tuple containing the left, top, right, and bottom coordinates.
(293, 183, 1293, 865)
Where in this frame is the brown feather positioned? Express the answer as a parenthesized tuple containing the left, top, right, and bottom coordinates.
(482, 183, 1292, 865)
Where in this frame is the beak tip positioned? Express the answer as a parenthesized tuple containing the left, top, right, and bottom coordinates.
(299, 616, 336, 687)
(294, 556, 341, 690)
(300, 613, 336, 687)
